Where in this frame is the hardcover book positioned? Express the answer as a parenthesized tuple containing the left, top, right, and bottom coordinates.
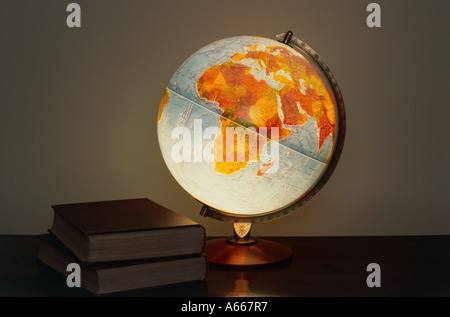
(49, 198, 205, 262)
(37, 234, 207, 295)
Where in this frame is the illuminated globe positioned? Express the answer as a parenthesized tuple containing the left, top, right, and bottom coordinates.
(157, 34, 345, 223)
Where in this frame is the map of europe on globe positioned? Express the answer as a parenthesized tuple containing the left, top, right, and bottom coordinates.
(157, 36, 338, 216)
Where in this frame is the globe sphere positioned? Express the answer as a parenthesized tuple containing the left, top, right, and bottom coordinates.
(157, 35, 344, 221)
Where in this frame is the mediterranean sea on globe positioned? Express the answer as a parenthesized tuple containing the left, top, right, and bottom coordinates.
(157, 36, 338, 217)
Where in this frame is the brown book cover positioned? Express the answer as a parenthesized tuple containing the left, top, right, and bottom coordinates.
(36, 234, 207, 295)
(49, 198, 205, 263)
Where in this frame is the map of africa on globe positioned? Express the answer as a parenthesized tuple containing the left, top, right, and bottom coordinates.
(157, 36, 339, 217)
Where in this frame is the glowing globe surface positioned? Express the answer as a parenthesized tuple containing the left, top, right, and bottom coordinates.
(157, 36, 341, 219)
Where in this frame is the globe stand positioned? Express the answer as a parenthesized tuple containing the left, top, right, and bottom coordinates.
(204, 223, 293, 266)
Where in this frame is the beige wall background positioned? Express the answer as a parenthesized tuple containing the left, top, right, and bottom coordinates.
(1, 0, 448, 236)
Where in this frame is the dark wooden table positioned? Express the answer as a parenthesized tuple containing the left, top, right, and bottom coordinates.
(0, 235, 449, 297)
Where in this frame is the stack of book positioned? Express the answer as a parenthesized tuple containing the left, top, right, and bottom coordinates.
(37, 198, 206, 295)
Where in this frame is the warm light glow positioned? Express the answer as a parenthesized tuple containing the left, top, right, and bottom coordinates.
(157, 36, 341, 216)
(234, 222, 252, 238)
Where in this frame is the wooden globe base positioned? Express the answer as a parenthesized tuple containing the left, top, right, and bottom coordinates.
(204, 238, 293, 266)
